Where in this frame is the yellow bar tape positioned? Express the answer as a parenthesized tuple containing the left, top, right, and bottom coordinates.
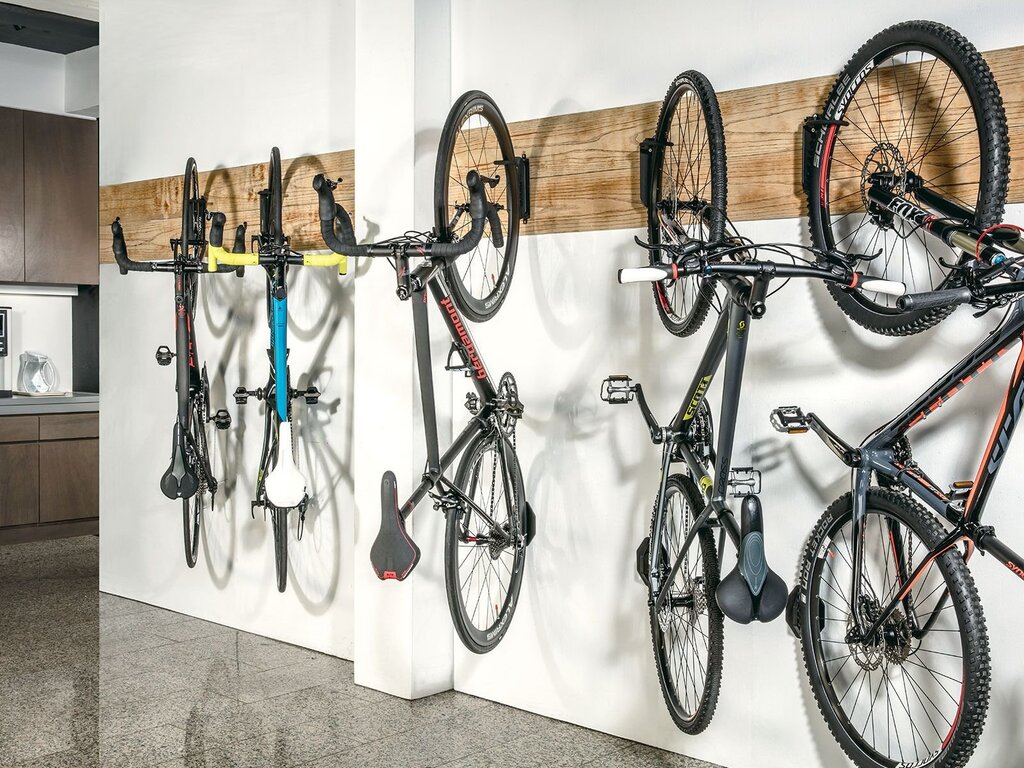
(207, 245, 258, 271)
(303, 252, 348, 275)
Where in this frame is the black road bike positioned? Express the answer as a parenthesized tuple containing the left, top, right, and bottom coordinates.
(775, 21, 1024, 768)
(603, 71, 906, 734)
(314, 90, 535, 653)
(110, 157, 240, 568)
(210, 147, 346, 593)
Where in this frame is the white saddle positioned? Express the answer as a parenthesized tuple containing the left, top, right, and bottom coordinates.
(265, 422, 307, 509)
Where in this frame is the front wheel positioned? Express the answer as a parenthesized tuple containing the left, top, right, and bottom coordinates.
(435, 91, 521, 322)
(182, 497, 201, 569)
(649, 474, 724, 734)
(798, 489, 989, 768)
(444, 429, 527, 653)
(272, 509, 288, 593)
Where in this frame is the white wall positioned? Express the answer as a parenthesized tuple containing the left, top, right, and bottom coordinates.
(65, 45, 98, 117)
(0, 41, 65, 114)
(98, 0, 357, 658)
(448, 2, 1024, 768)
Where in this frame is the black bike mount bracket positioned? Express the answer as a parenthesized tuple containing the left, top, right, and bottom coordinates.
(492, 154, 531, 222)
(155, 345, 174, 366)
(639, 136, 671, 208)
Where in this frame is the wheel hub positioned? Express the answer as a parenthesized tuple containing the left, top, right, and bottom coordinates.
(848, 597, 885, 671)
(861, 142, 908, 231)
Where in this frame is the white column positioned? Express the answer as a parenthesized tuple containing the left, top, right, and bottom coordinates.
(352, 0, 454, 699)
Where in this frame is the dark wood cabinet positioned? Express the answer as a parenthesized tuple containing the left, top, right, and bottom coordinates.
(0, 412, 97, 542)
(39, 439, 98, 523)
(24, 112, 98, 285)
(0, 108, 24, 282)
(0, 443, 39, 527)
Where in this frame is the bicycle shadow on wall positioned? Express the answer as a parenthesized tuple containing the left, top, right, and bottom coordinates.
(520, 232, 653, 704)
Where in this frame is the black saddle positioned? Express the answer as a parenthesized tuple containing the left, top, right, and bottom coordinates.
(716, 495, 787, 624)
(159, 422, 199, 500)
(370, 471, 420, 581)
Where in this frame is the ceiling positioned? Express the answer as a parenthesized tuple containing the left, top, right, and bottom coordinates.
(0, 1, 97, 54)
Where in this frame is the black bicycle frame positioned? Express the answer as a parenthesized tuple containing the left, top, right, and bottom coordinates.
(825, 299, 1024, 639)
(649, 279, 755, 611)
(396, 254, 509, 530)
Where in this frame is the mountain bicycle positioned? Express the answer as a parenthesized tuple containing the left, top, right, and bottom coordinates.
(313, 90, 534, 653)
(802, 20, 1009, 336)
(774, 22, 1024, 768)
(109, 157, 244, 568)
(208, 147, 347, 593)
(604, 70, 906, 734)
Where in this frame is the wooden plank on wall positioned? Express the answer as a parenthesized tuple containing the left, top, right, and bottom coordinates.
(99, 150, 353, 263)
(99, 43, 1024, 261)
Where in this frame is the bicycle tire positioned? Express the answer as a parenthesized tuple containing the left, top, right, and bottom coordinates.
(807, 20, 1009, 336)
(272, 508, 288, 593)
(435, 91, 520, 322)
(649, 473, 724, 734)
(269, 147, 284, 247)
(647, 70, 727, 337)
(797, 489, 989, 768)
(444, 429, 527, 653)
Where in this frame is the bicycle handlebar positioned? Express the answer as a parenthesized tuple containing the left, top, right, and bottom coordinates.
(110, 218, 154, 274)
(896, 287, 974, 312)
(206, 209, 347, 274)
(313, 169, 494, 259)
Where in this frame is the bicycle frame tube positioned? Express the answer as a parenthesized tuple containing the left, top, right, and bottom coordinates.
(272, 293, 288, 422)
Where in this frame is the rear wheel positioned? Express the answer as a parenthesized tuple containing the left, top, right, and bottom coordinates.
(272, 508, 288, 593)
(649, 474, 724, 733)
(799, 490, 989, 768)
(807, 21, 1008, 335)
(646, 71, 727, 337)
(435, 91, 521, 322)
(444, 429, 526, 653)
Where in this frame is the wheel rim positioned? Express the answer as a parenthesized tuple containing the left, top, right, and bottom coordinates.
(821, 43, 987, 311)
(440, 100, 516, 312)
(653, 484, 713, 724)
(808, 508, 967, 765)
(453, 437, 521, 641)
(652, 81, 721, 328)
(181, 159, 203, 262)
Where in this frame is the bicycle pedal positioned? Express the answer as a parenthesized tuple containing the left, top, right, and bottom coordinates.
(600, 375, 635, 405)
(303, 386, 320, 406)
(155, 345, 174, 366)
(770, 405, 810, 434)
(211, 409, 231, 430)
(947, 480, 973, 501)
(727, 467, 761, 497)
(234, 387, 250, 405)
(464, 392, 480, 414)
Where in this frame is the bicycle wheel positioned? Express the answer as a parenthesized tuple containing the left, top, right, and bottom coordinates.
(798, 489, 989, 768)
(444, 429, 527, 653)
(649, 473, 724, 734)
(181, 392, 208, 569)
(435, 91, 520, 322)
(181, 157, 205, 261)
(807, 21, 1008, 336)
(268, 147, 284, 247)
(646, 70, 727, 337)
(272, 508, 288, 593)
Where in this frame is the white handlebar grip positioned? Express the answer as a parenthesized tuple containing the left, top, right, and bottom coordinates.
(618, 266, 671, 284)
(859, 278, 907, 297)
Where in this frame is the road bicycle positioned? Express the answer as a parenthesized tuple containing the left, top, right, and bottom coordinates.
(109, 157, 243, 568)
(313, 90, 535, 653)
(802, 20, 1009, 337)
(209, 147, 347, 593)
(773, 21, 1024, 768)
(602, 70, 906, 734)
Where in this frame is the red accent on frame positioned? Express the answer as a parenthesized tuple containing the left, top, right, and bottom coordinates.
(820, 125, 837, 208)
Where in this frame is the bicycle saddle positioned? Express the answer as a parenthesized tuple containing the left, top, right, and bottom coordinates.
(264, 422, 307, 509)
(716, 494, 787, 624)
(370, 471, 420, 581)
(160, 422, 200, 500)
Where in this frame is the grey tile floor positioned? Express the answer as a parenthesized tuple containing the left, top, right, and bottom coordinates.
(1, 536, 720, 767)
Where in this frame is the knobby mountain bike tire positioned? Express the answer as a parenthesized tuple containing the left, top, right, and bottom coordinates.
(806, 20, 1008, 336)
(646, 70, 727, 337)
(797, 489, 988, 768)
(648, 473, 724, 734)
(444, 429, 527, 653)
(435, 91, 521, 322)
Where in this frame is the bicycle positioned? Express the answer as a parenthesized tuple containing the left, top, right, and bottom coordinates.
(208, 146, 347, 593)
(802, 20, 1009, 337)
(313, 90, 535, 653)
(602, 70, 906, 734)
(109, 157, 242, 568)
(773, 22, 1024, 768)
